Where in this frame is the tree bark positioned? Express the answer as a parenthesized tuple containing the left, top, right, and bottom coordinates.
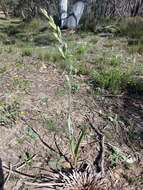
(59, 0, 68, 28)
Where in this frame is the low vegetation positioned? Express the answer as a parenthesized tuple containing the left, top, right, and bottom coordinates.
(0, 15, 143, 190)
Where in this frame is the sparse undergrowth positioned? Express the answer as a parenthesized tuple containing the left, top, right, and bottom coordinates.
(0, 17, 143, 95)
(0, 17, 143, 190)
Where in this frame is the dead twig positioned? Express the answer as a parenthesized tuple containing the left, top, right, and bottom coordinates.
(3, 165, 36, 179)
(54, 134, 73, 169)
(14, 154, 37, 170)
(20, 117, 59, 154)
(24, 181, 63, 187)
(4, 163, 12, 186)
(86, 116, 105, 176)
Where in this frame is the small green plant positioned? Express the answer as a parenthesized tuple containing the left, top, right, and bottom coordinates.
(26, 127, 38, 140)
(41, 9, 86, 167)
(69, 128, 86, 166)
(12, 76, 31, 92)
(110, 146, 136, 167)
(42, 117, 58, 133)
(71, 83, 80, 94)
(5, 45, 13, 53)
(21, 47, 33, 57)
(91, 68, 122, 94)
(40, 96, 48, 105)
(23, 152, 35, 166)
(76, 44, 87, 55)
(0, 101, 20, 128)
(110, 55, 122, 66)
(111, 148, 124, 167)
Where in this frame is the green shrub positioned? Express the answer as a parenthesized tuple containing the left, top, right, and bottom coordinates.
(118, 17, 143, 42)
(25, 18, 42, 33)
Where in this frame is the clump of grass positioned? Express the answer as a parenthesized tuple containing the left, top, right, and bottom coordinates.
(91, 68, 121, 93)
(0, 101, 20, 128)
(21, 47, 33, 57)
(37, 48, 62, 62)
(42, 117, 59, 133)
(75, 61, 89, 75)
(12, 76, 31, 92)
(90, 54, 122, 69)
(90, 67, 133, 94)
(5, 45, 13, 53)
(110, 55, 122, 66)
(68, 42, 88, 61)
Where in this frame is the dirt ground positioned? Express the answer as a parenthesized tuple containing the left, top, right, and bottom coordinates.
(0, 25, 143, 189)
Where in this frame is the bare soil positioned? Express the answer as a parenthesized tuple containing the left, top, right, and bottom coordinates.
(0, 28, 143, 189)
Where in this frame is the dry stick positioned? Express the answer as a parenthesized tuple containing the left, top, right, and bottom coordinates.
(100, 135, 105, 177)
(21, 118, 75, 172)
(4, 164, 63, 188)
(3, 165, 36, 179)
(20, 117, 59, 154)
(3, 165, 63, 189)
(4, 163, 12, 186)
(54, 134, 73, 169)
(24, 181, 63, 187)
(4, 155, 37, 187)
(14, 154, 37, 170)
(86, 116, 105, 176)
(21, 117, 73, 169)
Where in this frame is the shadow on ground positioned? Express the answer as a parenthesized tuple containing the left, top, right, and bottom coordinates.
(0, 158, 4, 190)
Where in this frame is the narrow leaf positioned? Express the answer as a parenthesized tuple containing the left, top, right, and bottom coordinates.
(74, 129, 85, 157)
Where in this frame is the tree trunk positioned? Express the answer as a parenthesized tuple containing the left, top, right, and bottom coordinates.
(59, 0, 68, 28)
(67, 1, 86, 28)
(0, 0, 9, 18)
(59, 0, 87, 29)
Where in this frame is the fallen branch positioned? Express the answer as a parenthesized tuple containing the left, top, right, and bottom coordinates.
(24, 181, 63, 187)
(20, 117, 59, 154)
(3, 165, 35, 179)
